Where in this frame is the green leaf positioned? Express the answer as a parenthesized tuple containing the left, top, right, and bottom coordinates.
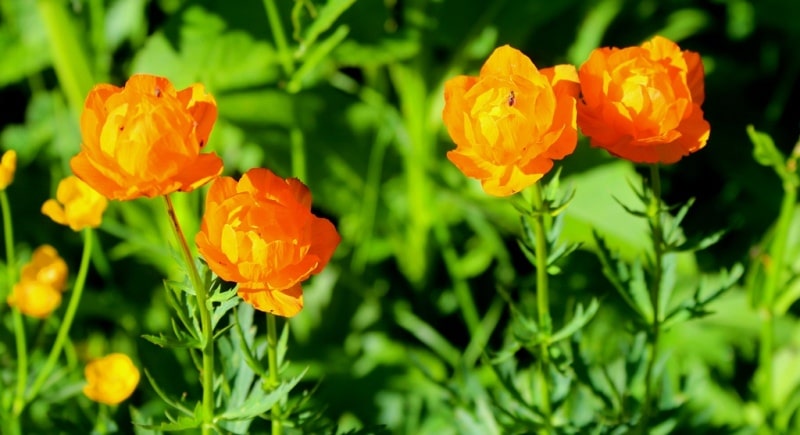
(550, 299, 600, 344)
(141, 333, 202, 349)
(141, 370, 194, 416)
(748, 124, 786, 169)
(300, 0, 357, 50)
(218, 370, 307, 421)
(288, 24, 350, 92)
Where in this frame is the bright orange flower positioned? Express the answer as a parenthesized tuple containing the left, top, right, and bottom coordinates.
(0, 150, 17, 190)
(442, 45, 580, 196)
(196, 168, 341, 317)
(41, 176, 108, 231)
(577, 36, 710, 164)
(6, 245, 68, 318)
(70, 74, 223, 200)
(83, 353, 140, 405)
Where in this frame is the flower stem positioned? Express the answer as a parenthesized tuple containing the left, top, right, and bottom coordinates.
(640, 164, 665, 432)
(26, 228, 93, 408)
(266, 313, 282, 435)
(530, 183, 552, 430)
(164, 196, 214, 434)
(758, 172, 797, 424)
(2, 190, 25, 421)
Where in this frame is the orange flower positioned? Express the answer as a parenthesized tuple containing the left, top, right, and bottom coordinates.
(0, 150, 17, 190)
(83, 353, 140, 405)
(577, 36, 710, 164)
(70, 74, 223, 200)
(6, 245, 68, 318)
(41, 176, 108, 231)
(442, 45, 580, 196)
(196, 168, 341, 317)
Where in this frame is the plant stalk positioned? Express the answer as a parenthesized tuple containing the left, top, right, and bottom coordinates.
(164, 196, 214, 434)
(267, 314, 283, 435)
(530, 183, 553, 430)
(758, 172, 798, 425)
(2, 190, 25, 422)
(640, 164, 665, 432)
(26, 229, 93, 408)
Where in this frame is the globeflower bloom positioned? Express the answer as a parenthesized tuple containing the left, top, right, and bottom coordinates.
(196, 168, 341, 317)
(70, 74, 223, 200)
(442, 45, 580, 196)
(577, 36, 710, 164)
(83, 353, 140, 405)
(41, 176, 108, 231)
(6, 245, 68, 318)
(0, 150, 17, 190)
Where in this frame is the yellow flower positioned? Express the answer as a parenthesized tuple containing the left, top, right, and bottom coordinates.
(6, 280, 62, 319)
(41, 176, 108, 231)
(0, 150, 17, 190)
(83, 353, 140, 405)
(6, 245, 68, 318)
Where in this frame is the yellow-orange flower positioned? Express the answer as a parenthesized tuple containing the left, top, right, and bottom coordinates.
(41, 176, 108, 231)
(6, 245, 68, 318)
(577, 36, 710, 164)
(196, 168, 341, 317)
(0, 150, 17, 190)
(442, 45, 580, 196)
(83, 353, 140, 405)
(70, 74, 223, 200)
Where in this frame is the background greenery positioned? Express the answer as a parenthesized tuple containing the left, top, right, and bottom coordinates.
(1, 0, 800, 432)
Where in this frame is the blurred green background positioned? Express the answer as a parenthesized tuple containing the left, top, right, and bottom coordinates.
(1, 0, 800, 432)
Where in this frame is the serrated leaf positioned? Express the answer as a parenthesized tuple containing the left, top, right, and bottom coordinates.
(218, 370, 307, 421)
(141, 333, 202, 349)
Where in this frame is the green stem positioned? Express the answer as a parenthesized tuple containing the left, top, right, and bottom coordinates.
(530, 183, 552, 430)
(164, 196, 214, 434)
(2, 190, 25, 421)
(36, 0, 94, 116)
(289, 127, 306, 181)
(640, 164, 664, 432)
(433, 222, 481, 335)
(25, 229, 93, 408)
(263, 0, 294, 77)
(759, 173, 797, 425)
(267, 314, 282, 435)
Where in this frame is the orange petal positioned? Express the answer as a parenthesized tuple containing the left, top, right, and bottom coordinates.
(238, 285, 304, 317)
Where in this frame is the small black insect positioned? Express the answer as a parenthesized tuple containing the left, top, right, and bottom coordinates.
(508, 90, 516, 106)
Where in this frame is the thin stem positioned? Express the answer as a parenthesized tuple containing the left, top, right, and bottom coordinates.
(433, 222, 481, 335)
(758, 173, 797, 425)
(263, 0, 294, 77)
(2, 190, 26, 421)
(640, 164, 664, 432)
(530, 183, 552, 431)
(163, 196, 214, 434)
(289, 127, 306, 181)
(267, 314, 282, 435)
(26, 228, 93, 407)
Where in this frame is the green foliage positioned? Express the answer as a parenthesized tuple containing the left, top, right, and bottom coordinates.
(1, 0, 800, 433)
